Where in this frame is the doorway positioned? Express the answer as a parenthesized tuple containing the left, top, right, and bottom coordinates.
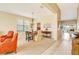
(61, 24, 76, 40)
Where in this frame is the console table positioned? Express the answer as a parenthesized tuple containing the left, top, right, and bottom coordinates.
(42, 31, 52, 38)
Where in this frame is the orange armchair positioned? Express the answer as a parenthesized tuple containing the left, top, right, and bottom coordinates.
(0, 31, 14, 42)
(0, 32, 18, 54)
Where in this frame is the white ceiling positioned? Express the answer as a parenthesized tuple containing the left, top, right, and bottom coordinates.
(0, 3, 78, 20)
(57, 3, 78, 20)
(0, 3, 54, 19)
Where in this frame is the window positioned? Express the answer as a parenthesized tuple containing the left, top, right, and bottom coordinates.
(17, 18, 30, 32)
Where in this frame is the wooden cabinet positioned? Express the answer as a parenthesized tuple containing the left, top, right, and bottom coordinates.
(42, 31, 51, 38)
(72, 38, 79, 55)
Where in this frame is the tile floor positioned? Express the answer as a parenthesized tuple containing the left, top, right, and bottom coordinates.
(42, 40, 71, 55)
(10, 38, 56, 55)
(10, 39, 71, 55)
(9, 32, 72, 55)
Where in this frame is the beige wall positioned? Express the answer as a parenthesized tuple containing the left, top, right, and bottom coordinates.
(77, 5, 79, 31)
(0, 11, 17, 33)
(61, 20, 77, 25)
(0, 11, 31, 33)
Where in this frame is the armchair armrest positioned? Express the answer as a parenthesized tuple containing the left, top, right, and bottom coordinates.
(0, 38, 11, 47)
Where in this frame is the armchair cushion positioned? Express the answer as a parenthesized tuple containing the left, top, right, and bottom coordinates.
(0, 31, 14, 42)
(0, 37, 6, 42)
